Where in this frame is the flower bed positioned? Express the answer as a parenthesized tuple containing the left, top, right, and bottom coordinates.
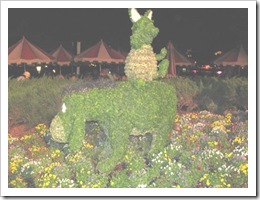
(8, 111, 248, 188)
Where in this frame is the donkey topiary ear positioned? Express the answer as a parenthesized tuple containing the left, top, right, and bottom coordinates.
(128, 8, 141, 22)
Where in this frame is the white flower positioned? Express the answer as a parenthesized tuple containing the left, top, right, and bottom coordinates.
(137, 184, 147, 188)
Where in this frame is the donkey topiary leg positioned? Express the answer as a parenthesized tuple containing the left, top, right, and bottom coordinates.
(150, 125, 170, 155)
(68, 117, 86, 152)
(97, 128, 130, 173)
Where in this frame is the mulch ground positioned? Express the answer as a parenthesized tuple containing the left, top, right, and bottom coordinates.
(8, 124, 35, 138)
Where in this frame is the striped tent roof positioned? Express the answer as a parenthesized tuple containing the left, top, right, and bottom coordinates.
(8, 36, 54, 65)
(51, 45, 74, 66)
(213, 45, 248, 67)
(74, 39, 125, 64)
(166, 41, 194, 77)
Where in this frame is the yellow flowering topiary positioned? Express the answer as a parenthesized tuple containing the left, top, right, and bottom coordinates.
(125, 45, 158, 81)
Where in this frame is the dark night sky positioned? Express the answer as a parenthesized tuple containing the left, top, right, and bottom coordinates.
(8, 8, 248, 64)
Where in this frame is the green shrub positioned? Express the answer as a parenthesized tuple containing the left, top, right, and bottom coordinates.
(162, 76, 247, 114)
(162, 77, 199, 111)
(8, 77, 83, 129)
(195, 77, 248, 113)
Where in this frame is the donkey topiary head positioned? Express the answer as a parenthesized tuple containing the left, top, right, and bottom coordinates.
(129, 8, 159, 49)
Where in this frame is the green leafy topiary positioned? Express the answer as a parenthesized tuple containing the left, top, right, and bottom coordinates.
(49, 9, 177, 174)
(125, 8, 169, 81)
(50, 81, 177, 173)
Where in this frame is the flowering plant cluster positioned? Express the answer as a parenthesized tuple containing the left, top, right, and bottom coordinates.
(8, 110, 248, 188)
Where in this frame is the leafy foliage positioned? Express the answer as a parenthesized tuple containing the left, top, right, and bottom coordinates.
(8, 76, 81, 129)
(50, 81, 177, 173)
(8, 76, 247, 131)
(195, 77, 248, 113)
(163, 77, 248, 113)
(162, 77, 199, 111)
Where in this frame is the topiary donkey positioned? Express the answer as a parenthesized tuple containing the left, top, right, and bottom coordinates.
(49, 9, 176, 173)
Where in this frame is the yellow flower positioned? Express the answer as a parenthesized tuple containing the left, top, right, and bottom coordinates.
(46, 181, 50, 186)
(200, 174, 208, 182)
(206, 179, 210, 186)
(92, 184, 99, 188)
(191, 155, 196, 159)
(87, 171, 91, 175)
(239, 163, 248, 175)
(111, 181, 115, 186)
(227, 152, 233, 158)
(20, 134, 32, 141)
(191, 113, 198, 119)
(225, 113, 232, 125)
(174, 116, 179, 123)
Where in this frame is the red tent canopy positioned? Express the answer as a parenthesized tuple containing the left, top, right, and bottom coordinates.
(8, 36, 55, 65)
(51, 45, 74, 66)
(166, 41, 194, 77)
(74, 39, 125, 64)
(213, 45, 248, 67)
(117, 49, 128, 60)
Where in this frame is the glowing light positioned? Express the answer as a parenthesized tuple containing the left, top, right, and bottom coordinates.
(216, 70, 222, 75)
(36, 66, 42, 74)
(53, 69, 56, 73)
(214, 50, 222, 56)
(201, 65, 211, 70)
